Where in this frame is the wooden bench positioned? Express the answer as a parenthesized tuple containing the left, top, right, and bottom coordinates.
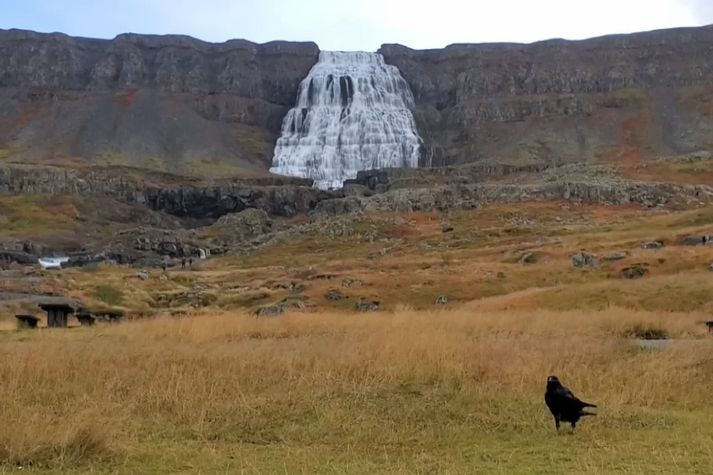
(76, 312, 96, 327)
(39, 303, 75, 328)
(15, 314, 40, 329)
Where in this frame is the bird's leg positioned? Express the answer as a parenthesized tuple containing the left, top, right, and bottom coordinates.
(570, 421, 576, 434)
(554, 415, 560, 432)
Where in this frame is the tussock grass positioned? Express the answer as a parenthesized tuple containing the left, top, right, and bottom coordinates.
(92, 284, 124, 306)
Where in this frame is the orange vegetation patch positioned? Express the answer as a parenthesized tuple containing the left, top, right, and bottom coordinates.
(619, 161, 713, 185)
(115, 88, 138, 107)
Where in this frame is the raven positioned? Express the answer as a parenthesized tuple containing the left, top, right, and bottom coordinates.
(544, 375, 597, 432)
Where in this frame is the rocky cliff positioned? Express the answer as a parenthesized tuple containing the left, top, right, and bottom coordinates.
(0, 29, 319, 174)
(380, 25, 713, 168)
(0, 165, 330, 221)
(3, 26, 713, 182)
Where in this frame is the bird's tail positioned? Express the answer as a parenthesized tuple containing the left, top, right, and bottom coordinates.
(580, 401, 597, 417)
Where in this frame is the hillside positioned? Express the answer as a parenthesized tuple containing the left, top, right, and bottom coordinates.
(3, 201, 713, 472)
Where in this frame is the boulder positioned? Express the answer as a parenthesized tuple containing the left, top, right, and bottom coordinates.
(641, 241, 664, 249)
(621, 265, 649, 279)
(342, 278, 363, 288)
(571, 252, 598, 268)
(603, 251, 629, 261)
(680, 236, 704, 246)
(255, 304, 285, 317)
(355, 298, 379, 312)
(0, 251, 36, 265)
(325, 289, 346, 301)
(518, 252, 538, 264)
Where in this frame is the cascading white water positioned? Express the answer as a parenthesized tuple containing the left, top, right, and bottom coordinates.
(270, 51, 421, 190)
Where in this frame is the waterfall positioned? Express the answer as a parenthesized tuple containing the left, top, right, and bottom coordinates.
(270, 51, 421, 190)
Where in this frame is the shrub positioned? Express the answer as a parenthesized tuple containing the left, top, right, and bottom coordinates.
(625, 324, 669, 340)
(93, 285, 124, 306)
(81, 263, 100, 273)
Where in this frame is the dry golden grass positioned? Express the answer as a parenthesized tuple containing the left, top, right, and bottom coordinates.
(4, 202, 713, 472)
(2, 308, 713, 473)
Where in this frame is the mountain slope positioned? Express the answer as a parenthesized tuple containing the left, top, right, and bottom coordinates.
(380, 25, 713, 172)
(0, 29, 319, 176)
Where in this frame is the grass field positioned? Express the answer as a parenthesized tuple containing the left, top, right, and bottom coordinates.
(3, 202, 713, 473)
(1, 310, 713, 473)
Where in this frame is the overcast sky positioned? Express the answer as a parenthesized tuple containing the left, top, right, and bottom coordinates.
(1, 0, 713, 51)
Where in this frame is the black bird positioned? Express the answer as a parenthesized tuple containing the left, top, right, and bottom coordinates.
(544, 375, 597, 432)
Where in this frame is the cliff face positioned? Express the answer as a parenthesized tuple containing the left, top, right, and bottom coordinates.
(0, 165, 330, 220)
(0, 29, 319, 174)
(3, 26, 713, 180)
(380, 26, 713, 168)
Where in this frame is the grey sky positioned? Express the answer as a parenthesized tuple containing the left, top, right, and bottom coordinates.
(1, 0, 713, 51)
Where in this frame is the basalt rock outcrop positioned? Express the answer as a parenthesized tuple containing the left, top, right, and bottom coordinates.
(315, 179, 713, 215)
(0, 164, 333, 220)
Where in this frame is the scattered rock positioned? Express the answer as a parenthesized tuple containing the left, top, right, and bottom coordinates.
(571, 252, 598, 268)
(435, 295, 448, 305)
(621, 265, 649, 279)
(136, 270, 150, 280)
(367, 248, 390, 259)
(603, 251, 629, 261)
(679, 235, 712, 246)
(441, 223, 454, 233)
(279, 294, 310, 310)
(518, 252, 538, 264)
(708, 262, 713, 272)
(355, 298, 380, 312)
(342, 278, 363, 288)
(153, 291, 217, 308)
(274, 281, 305, 293)
(309, 273, 337, 280)
(0, 250, 36, 265)
(290, 283, 306, 294)
(255, 304, 285, 317)
(213, 208, 272, 236)
(641, 241, 664, 249)
(325, 289, 346, 301)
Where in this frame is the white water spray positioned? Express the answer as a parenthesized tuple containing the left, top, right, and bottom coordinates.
(270, 51, 421, 189)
